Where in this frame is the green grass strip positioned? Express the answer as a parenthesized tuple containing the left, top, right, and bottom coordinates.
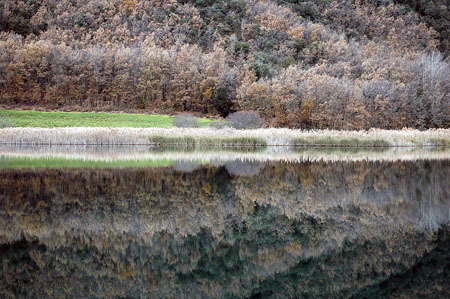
(1, 110, 211, 128)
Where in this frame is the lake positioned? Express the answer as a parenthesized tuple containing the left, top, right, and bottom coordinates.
(0, 146, 449, 298)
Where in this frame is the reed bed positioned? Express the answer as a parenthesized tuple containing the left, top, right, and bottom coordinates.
(0, 127, 449, 147)
(1, 145, 449, 167)
(148, 135, 267, 147)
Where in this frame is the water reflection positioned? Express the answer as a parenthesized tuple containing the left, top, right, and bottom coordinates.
(1, 144, 450, 167)
(0, 149, 449, 298)
(225, 160, 265, 176)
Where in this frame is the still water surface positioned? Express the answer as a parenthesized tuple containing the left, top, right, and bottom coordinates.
(0, 147, 449, 298)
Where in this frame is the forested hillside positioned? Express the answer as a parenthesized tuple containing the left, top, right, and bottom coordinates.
(0, 0, 449, 129)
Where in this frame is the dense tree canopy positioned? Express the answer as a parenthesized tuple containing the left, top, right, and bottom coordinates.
(0, 0, 449, 129)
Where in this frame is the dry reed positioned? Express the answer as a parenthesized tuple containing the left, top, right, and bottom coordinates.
(0, 127, 449, 147)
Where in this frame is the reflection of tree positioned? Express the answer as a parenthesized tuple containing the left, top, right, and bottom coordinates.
(354, 225, 450, 299)
(0, 161, 449, 297)
(225, 160, 264, 176)
(172, 160, 199, 173)
(0, 161, 448, 240)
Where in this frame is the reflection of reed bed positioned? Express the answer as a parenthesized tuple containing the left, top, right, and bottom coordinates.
(0, 127, 449, 146)
(148, 145, 267, 153)
(0, 146, 449, 168)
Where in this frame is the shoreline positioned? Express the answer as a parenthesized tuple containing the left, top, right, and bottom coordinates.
(0, 127, 449, 147)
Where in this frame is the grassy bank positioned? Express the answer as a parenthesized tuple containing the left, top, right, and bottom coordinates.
(0, 109, 212, 128)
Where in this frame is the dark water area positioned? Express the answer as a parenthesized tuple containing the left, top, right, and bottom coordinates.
(0, 156, 449, 298)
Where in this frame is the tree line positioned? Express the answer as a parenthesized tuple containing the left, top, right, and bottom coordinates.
(0, 0, 448, 129)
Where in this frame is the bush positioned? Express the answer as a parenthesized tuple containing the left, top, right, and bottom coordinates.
(208, 120, 230, 129)
(0, 110, 13, 128)
(173, 113, 200, 128)
(226, 111, 265, 129)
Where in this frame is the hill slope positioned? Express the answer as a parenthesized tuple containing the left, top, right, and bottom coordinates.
(0, 0, 449, 129)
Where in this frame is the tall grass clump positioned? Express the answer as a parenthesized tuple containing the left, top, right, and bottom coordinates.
(148, 135, 266, 147)
(292, 137, 391, 147)
(428, 138, 450, 146)
(173, 113, 200, 128)
(0, 110, 13, 128)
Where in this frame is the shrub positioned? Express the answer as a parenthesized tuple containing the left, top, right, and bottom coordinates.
(173, 113, 200, 128)
(234, 41, 250, 55)
(226, 111, 265, 129)
(0, 110, 13, 128)
(208, 120, 230, 129)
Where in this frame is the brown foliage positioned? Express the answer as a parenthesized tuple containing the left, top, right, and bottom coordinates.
(0, 0, 448, 129)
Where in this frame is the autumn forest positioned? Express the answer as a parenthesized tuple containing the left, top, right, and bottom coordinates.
(0, 0, 449, 129)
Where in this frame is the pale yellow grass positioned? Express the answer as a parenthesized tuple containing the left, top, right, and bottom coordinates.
(0, 127, 449, 146)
